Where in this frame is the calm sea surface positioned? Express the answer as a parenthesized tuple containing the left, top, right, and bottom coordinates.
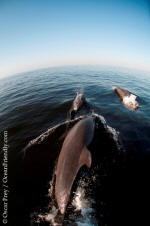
(0, 66, 150, 225)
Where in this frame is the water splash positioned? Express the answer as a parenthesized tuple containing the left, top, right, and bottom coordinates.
(107, 125, 119, 142)
(72, 175, 98, 226)
(44, 206, 59, 225)
(123, 94, 139, 110)
(72, 187, 90, 211)
(112, 86, 116, 90)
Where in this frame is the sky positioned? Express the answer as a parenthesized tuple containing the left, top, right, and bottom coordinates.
(0, 0, 150, 78)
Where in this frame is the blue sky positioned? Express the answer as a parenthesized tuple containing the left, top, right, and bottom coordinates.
(0, 0, 150, 78)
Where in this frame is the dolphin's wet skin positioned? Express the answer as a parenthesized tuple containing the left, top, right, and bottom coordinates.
(55, 116, 94, 215)
(7, 113, 126, 226)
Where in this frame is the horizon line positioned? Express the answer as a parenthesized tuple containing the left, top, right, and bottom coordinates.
(0, 63, 150, 80)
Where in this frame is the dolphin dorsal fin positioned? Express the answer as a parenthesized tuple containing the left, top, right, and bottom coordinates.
(79, 146, 92, 169)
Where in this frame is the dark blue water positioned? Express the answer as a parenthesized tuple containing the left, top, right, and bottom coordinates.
(0, 66, 150, 225)
(0, 66, 150, 153)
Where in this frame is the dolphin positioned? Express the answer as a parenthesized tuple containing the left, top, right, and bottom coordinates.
(114, 87, 139, 110)
(55, 116, 95, 214)
(68, 92, 85, 120)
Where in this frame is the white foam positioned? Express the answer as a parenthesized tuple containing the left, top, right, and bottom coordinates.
(122, 94, 139, 110)
(112, 86, 116, 90)
(92, 113, 106, 125)
(99, 115, 106, 124)
(72, 185, 98, 226)
(44, 206, 58, 224)
(72, 187, 90, 211)
(107, 125, 119, 142)
(34, 204, 59, 225)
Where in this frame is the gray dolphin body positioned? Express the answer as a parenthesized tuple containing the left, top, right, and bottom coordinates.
(68, 93, 85, 120)
(55, 116, 95, 214)
(72, 92, 84, 111)
(114, 87, 139, 110)
(114, 87, 130, 100)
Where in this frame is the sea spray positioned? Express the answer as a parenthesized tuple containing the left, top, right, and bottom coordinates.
(71, 173, 98, 226)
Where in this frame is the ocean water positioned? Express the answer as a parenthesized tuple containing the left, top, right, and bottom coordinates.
(0, 66, 150, 225)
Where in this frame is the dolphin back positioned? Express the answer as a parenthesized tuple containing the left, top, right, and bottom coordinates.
(55, 117, 94, 214)
(115, 87, 129, 100)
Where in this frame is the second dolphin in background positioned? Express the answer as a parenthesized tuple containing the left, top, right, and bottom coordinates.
(68, 92, 85, 120)
(114, 87, 139, 111)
